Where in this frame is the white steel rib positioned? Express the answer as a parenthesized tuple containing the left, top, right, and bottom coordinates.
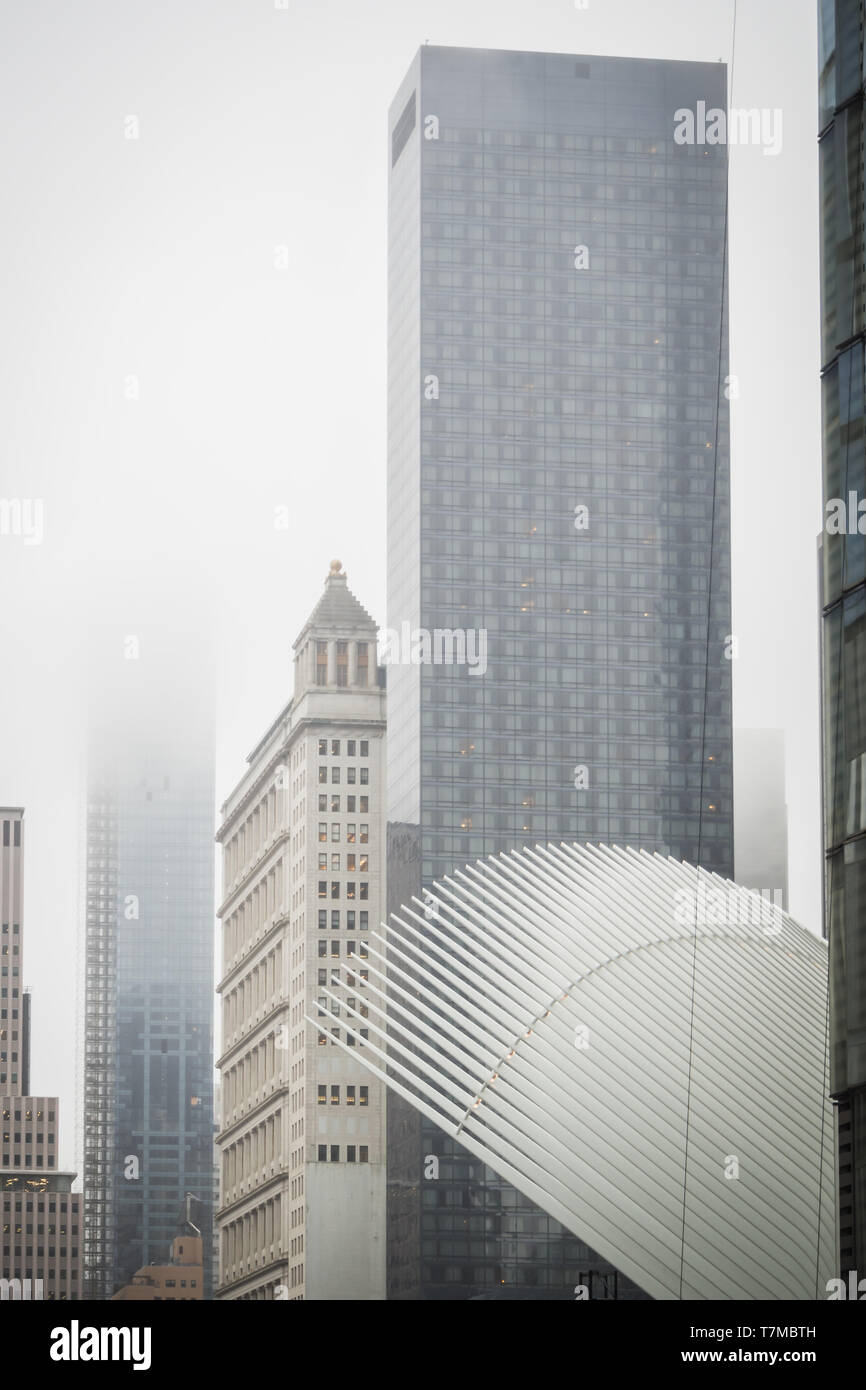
(306, 843, 835, 1300)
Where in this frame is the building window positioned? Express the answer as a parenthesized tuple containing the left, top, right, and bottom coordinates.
(330, 1145, 339, 1162)
(331, 854, 340, 871)
(317, 996, 327, 1017)
(331, 768, 340, 784)
(347, 854, 356, 872)
(360, 912, 368, 930)
(347, 1146, 356, 1163)
(318, 969, 327, 986)
(360, 768, 369, 785)
(347, 767, 356, 785)
(360, 741, 369, 757)
(347, 824, 356, 844)
(357, 645, 368, 681)
(360, 1086, 369, 1107)
(317, 940, 327, 958)
(318, 881, 327, 898)
(359, 855, 368, 873)
(346, 1086, 356, 1106)
(336, 643, 348, 687)
(331, 824, 340, 842)
(318, 739, 327, 755)
(330, 1086, 339, 1105)
(318, 767, 327, 784)
(360, 1146, 369, 1163)
(318, 794, 327, 811)
(318, 823, 327, 842)
(347, 740, 356, 756)
(331, 941, 340, 959)
(330, 795, 340, 812)
(347, 882, 355, 899)
(331, 882, 340, 899)
(359, 884, 368, 900)
(318, 910, 327, 929)
(317, 1086, 326, 1106)
(316, 643, 328, 685)
(318, 854, 327, 871)
(360, 824, 368, 844)
(331, 740, 340, 756)
(317, 1145, 327, 1161)
(346, 911, 355, 930)
(360, 797, 369, 813)
(347, 796, 356, 812)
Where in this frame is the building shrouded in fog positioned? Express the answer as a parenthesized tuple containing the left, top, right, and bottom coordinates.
(386, 45, 732, 1297)
(81, 626, 216, 1298)
(215, 563, 386, 1300)
(819, 0, 866, 1281)
(733, 729, 788, 910)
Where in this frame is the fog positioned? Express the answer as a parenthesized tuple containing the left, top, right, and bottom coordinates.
(0, 0, 821, 1172)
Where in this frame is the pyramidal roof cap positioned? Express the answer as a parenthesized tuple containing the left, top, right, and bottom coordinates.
(293, 560, 378, 649)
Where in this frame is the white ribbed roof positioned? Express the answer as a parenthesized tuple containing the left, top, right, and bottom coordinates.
(309, 843, 835, 1301)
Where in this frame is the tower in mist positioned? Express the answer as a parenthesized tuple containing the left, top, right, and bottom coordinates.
(81, 627, 216, 1299)
(733, 729, 788, 909)
(386, 45, 732, 1298)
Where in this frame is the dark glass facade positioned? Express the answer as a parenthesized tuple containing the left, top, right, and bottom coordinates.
(386, 46, 732, 1299)
(819, 0, 866, 1280)
(83, 630, 215, 1298)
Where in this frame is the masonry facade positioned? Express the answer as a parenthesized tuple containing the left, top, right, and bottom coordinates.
(1, 809, 83, 1301)
(216, 563, 386, 1300)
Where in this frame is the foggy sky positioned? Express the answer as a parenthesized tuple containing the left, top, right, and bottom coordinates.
(0, 0, 821, 1171)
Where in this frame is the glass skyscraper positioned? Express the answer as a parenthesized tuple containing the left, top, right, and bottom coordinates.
(82, 625, 216, 1298)
(386, 45, 732, 1299)
(819, 0, 866, 1282)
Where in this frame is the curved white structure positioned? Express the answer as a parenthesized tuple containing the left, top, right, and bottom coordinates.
(308, 843, 835, 1300)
